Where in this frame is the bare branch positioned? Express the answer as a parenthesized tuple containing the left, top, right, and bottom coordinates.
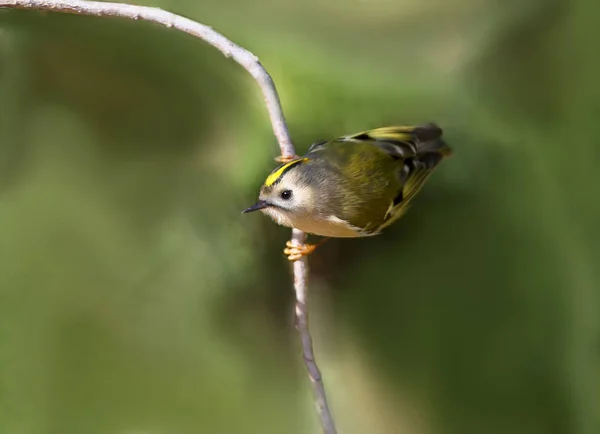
(0, 0, 296, 158)
(0, 0, 336, 432)
(292, 228, 337, 434)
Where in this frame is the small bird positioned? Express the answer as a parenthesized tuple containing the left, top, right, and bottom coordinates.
(243, 123, 452, 260)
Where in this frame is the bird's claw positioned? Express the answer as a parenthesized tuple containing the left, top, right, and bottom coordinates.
(284, 240, 318, 261)
(275, 154, 301, 164)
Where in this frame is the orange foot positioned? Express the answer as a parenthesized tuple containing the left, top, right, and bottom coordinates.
(275, 154, 301, 164)
(284, 241, 320, 261)
(283, 238, 330, 261)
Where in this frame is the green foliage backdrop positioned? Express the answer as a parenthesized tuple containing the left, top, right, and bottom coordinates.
(0, 0, 598, 433)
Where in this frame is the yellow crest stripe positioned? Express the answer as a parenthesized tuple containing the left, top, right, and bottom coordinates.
(264, 158, 307, 187)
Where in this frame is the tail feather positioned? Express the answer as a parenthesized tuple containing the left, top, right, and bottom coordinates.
(411, 122, 443, 142)
(391, 124, 451, 215)
(412, 123, 452, 158)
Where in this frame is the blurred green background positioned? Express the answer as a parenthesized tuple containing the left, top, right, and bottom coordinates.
(0, 0, 598, 433)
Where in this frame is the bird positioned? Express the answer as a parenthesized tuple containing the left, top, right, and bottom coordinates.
(243, 123, 452, 260)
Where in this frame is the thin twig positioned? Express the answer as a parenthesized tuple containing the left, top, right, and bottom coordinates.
(292, 228, 337, 434)
(0, 0, 336, 432)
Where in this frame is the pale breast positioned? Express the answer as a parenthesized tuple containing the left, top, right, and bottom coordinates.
(289, 214, 365, 238)
(262, 207, 370, 238)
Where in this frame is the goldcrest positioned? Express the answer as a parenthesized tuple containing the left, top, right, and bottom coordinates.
(244, 123, 451, 260)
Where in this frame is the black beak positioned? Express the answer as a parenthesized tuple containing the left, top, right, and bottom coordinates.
(242, 200, 270, 214)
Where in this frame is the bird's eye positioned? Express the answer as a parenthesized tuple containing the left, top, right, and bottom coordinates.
(280, 190, 292, 200)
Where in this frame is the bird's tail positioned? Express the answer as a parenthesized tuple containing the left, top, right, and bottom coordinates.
(411, 123, 452, 158)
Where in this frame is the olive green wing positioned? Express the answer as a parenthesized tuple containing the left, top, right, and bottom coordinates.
(306, 124, 451, 235)
(343, 124, 451, 233)
(374, 152, 446, 232)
